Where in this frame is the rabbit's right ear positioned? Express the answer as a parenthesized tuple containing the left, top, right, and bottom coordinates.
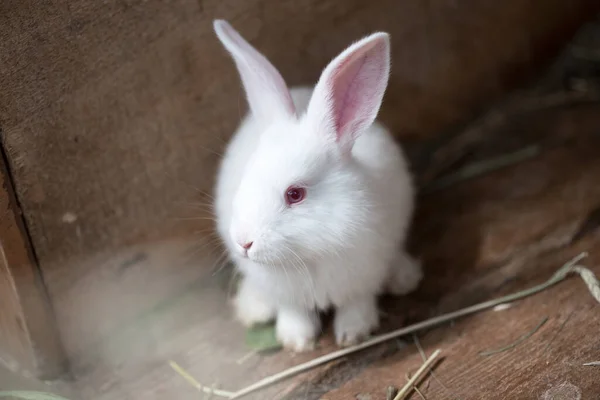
(306, 32, 391, 154)
(213, 20, 296, 125)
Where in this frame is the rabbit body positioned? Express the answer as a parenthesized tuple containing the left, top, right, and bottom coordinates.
(213, 21, 422, 351)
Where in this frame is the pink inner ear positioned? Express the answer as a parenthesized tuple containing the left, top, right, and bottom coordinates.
(327, 39, 388, 143)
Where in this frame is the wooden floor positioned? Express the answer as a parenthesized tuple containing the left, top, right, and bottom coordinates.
(9, 18, 600, 400)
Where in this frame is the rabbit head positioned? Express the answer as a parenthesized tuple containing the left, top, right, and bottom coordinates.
(214, 20, 391, 266)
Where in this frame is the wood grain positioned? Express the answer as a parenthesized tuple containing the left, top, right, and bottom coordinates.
(322, 271, 600, 400)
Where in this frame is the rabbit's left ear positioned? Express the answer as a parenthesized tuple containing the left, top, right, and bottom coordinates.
(214, 20, 296, 125)
(306, 33, 391, 152)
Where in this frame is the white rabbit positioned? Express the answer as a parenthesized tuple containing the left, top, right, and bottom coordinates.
(212, 20, 422, 352)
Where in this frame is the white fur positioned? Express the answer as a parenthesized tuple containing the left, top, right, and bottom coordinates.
(213, 20, 422, 351)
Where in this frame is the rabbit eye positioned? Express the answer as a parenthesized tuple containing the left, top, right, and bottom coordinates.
(285, 186, 306, 205)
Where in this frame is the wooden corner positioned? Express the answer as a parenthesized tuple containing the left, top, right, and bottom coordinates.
(0, 148, 67, 379)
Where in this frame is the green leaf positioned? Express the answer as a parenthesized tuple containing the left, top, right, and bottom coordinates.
(245, 323, 282, 352)
(0, 391, 72, 400)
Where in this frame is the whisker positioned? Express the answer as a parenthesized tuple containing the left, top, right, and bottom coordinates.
(227, 268, 242, 300)
(163, 172, 215, 199)
(180, 238, 224, 264)
(210, 251, 231, 276)
(195, 144, 225, 159)
(285, 246, 315, 309)
(273, 248, 295, 306)
(183, 202, 216, 209)
(175, 216, 218, 222)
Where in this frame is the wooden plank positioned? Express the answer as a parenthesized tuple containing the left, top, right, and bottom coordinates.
(319, 245, 600, 400)
(0, 146, 67, 378)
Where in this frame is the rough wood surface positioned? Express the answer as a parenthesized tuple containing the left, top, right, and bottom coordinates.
(0, 149, 66, 378)
(320, 262, 600, 400)
(1, 0, 599, 376)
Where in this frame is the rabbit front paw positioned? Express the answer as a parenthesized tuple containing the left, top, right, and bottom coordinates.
(276, 308, 319, 352)
(334, 296, 379, 347)
(234, 279, 276, 327)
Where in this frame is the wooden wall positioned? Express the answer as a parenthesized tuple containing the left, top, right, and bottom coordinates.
(0, 0, 599, 376)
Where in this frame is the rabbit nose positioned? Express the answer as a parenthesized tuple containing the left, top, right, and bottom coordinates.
(241, 241, 253, 250)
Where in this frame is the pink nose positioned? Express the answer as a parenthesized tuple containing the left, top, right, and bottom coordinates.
(241, 241, 253, 250)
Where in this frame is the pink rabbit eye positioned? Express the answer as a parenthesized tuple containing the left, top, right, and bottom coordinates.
(285, 186, 306, 205)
